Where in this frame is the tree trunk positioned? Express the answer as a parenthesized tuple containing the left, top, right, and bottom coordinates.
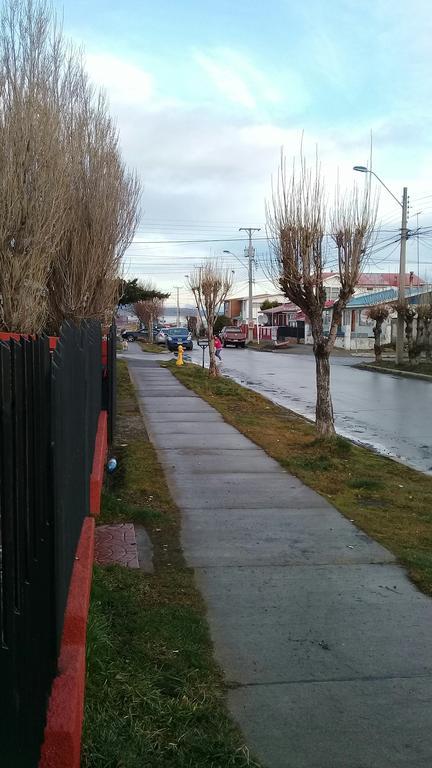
(415, 316, 424, 365)
(149, 312, 154, 343)
(315, 349, 335, 437)
(406, 316, 416, 367)
(208, 335, 220, 377)
(373, 319, 383, 363)
(424, 319, 431, 360)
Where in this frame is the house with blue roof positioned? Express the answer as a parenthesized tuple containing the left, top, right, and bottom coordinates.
(312, 285, 432, 351)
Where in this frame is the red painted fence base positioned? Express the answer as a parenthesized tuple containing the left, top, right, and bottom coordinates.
(39, 516, 95, 768)
(90, 410, 108, 516)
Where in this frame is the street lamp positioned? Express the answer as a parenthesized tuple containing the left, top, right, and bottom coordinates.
(353, 165, 408, 364)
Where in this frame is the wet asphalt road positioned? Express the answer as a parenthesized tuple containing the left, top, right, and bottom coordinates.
(189, 346, 432, 474)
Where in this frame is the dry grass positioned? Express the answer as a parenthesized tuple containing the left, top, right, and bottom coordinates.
(170, 362, 432, 596)
(138, 341, 166, 354)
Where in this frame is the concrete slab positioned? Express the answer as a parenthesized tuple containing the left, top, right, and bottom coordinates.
(180, 507, 394, 567)
(196, 563, 432, 685)
(137, 396, 210, 413)
(158, 448, 285, 475)
(229, 676, 432, 768)
(148, 432, 260, 450)
(140, 388, 198, 398)
(144, 411, 224, 424)
(147, 420, 246, 435)
(134, 525, 154, 573)
(172, 472, 330, 509)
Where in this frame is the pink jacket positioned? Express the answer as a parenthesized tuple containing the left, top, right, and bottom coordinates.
(214, 337, 222, 350)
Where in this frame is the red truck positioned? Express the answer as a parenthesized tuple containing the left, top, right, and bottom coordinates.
(220, 325, 247, 348)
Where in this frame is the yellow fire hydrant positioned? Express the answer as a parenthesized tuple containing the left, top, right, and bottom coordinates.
(176, 343, 184, 366)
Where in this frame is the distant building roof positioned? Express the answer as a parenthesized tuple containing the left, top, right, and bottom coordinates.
(322, 272, 425, 287)
(347, 285, 431, 308)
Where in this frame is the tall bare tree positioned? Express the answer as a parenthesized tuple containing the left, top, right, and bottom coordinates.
(367, 304, 390, 363)
(187, 262, 233, 377)
(0, 0, 141, 334)
(47, 74, 140, 330)
(0, 0, 67, 332)
(266, 151, 376, 437)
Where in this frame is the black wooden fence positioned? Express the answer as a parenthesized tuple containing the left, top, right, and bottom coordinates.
(0, 320, 113, 767)
(104, 321, 117, 446)
(277, 321, 305, 342)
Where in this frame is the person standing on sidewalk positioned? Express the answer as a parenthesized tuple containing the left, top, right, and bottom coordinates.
(214, 335, 222, 361)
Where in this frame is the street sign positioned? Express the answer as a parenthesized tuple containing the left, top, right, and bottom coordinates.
(197, 337, 209, 368)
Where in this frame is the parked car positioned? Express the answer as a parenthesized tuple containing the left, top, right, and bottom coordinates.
(121, 326, 160, 343)
(121, 328, 149, 342)
(220, 326, 247, 348)
(155, 329, 168, 344)
(165, 327, 193, 351)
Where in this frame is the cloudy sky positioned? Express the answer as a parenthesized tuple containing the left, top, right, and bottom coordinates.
(56, 0, 432, 306)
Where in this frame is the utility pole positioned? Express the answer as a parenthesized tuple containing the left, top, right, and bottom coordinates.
(396, 187, 409, 365)
(174, 286, 181, 326)
(239, 227, 260, 343)
(415, 211, 422, 282)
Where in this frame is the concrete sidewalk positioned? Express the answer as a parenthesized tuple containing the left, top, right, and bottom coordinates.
(127, 355, 432, 768)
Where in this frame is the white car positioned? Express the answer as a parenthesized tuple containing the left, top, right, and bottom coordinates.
(155, 329, 168, 345)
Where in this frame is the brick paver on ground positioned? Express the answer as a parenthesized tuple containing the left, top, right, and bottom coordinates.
(124, 345, 432, 768)
(95, 523, 140, 568)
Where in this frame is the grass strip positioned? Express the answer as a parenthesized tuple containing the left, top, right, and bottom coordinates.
(138, 340, 166, 353)
(358, 359, 432, 379)
(168, 361, 432, 597)
(82, 360, 259, 768)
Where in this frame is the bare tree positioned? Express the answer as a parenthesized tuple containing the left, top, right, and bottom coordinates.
(0, 0, 141, 334)
(133, 297, 165, 342)
(187, 261, 233, 377)
(416, 302, 432, 362)
(0, 0, 68, 332)
(393, 300, 417, 366)
(266, 151, 376, 437)
(47, 75, 141, 331)
(367, 304, 390, 363)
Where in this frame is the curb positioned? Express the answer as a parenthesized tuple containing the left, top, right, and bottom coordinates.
(355, 363, 432, 382)
(39, 516, 95, 768)
(90, 410, 108, 515)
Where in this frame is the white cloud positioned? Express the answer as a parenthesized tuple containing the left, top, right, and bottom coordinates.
(85, 52, 153, 106)
(194, 50, 257, 109)
(78, 46, 432, 293)
(193, 48, 287, 110)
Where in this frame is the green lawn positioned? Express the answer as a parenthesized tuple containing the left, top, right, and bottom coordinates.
(169, 361, 432, 597)
(82, 360, 260, 768)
